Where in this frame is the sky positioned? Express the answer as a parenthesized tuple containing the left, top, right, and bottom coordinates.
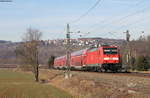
(0, 0, 150, 42)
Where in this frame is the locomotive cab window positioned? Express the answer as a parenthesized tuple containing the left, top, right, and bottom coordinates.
(103, 48, 117, 54)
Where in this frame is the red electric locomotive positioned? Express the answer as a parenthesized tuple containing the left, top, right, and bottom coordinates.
(54, 44, 122, 72)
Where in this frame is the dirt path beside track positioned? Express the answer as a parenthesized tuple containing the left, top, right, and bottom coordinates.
(40, 69, 150, 98)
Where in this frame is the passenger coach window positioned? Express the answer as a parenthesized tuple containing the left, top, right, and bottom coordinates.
(103, 48, 117, 54)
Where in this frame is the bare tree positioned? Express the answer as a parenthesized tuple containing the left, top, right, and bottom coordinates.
(16, 28, 42, 82)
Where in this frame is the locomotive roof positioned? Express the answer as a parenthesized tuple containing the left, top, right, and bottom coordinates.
(56, 45, 118, 59)
(71, 49, 87, 56)
(55, 55, 66, 60)
(71, 47, 99, 56)
(88, 47, 98, 52)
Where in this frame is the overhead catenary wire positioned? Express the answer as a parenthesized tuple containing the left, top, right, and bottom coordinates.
(111, 7, 150, 25)
(71, 0, 145, 39)
(71, 0, 148, 39)
(108, 8, 150, 36)
(102, 5, 150, 31)
(88, 0, 146, 30)
(88, 0, 147, 32)
(0, 0, 12, 2)
(80, 0, 146, 39)
(115, 14, 150, 31)
(68, 0, 103, 40)
(69, 0, 103, 24)
(93, 5, 150, 39)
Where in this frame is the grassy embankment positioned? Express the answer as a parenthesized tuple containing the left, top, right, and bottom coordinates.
(0, 69, 72, 98)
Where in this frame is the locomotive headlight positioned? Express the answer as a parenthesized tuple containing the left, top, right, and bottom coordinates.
(104, 58, 110, 60)
(104, 57, 119, 60)
(112, 57, 119, 60)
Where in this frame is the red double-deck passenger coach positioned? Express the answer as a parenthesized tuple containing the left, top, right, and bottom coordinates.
(54, 44, 122, 72)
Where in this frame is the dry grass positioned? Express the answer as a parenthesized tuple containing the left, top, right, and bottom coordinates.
(0, 69, 72, 98)
(40, 69, 150, 98)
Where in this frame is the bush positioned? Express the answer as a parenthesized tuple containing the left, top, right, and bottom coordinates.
(48, 56, 55, 69)
(135, 55, 149, 71)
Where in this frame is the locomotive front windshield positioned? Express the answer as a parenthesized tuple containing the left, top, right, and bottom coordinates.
(103, 48, 118, 54)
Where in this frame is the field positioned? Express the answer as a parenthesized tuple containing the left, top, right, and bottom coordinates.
(0, 68, 149, 98)
(40, 69, 150, 98)
(0, 69, 72, 98)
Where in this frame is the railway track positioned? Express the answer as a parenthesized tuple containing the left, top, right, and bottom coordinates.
(114, 72, 150, 78)
(70, 70, 150, 78)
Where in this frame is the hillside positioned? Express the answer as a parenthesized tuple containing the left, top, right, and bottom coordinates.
(0, 38, 125, 65)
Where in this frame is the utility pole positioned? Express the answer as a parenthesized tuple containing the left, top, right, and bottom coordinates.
(124, 30, 131, 70)
(141, 31, 145, 41)
(124, 30, 130, 42)
(64, 24, 89, 78)
(65, 24, 71, 79)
